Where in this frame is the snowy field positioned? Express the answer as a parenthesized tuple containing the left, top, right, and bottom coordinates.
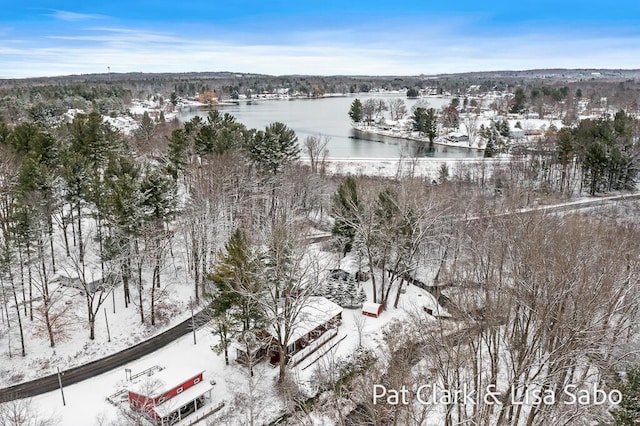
(314, 156, 508, 179)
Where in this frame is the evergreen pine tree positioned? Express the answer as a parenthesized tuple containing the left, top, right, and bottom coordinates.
(353, 230, 368, 280)
(358, 287, 367, 305)
(166, 128, 189, 181)
(348, 99, 363, 123)
(483, 126, 499, 158)
(406, 88, 419, 98)
(136, 111, 156, 141)
(510, 88, 527, 114)
(140, 168, 177, 224)
(345, 278, 358, 308)
(331, 176, 360, 256)
(103, 155, 145, 308)
(67, 111, 119, 169)
(325, 279, 338, 303)
(0, 119, 9, 145)
(209, 228, 263, 333)
(610, 366, 640, 425)
(244, 122, 299, 176)
(333, 279, 348, 307)
(208, 229, 263, 365)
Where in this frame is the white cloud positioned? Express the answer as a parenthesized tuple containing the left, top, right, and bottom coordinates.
(3, 24, 640, 78)
(49, 27, 185, 44)
(49, 10, 109, 21)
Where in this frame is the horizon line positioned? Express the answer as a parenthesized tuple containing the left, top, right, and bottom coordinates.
(2, 67, 640, 82)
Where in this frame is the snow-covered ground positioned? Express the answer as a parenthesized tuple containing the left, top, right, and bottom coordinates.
(5, 175, 637, 425)
(62, 97, 178, 136)
(310, 156, 509, 179)
(0, 225, 198, 387)
(354, 114, 566, 152)
(20, 246, 444, 425)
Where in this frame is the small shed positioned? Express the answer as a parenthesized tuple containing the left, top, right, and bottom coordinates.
(362, 302, 383, 318)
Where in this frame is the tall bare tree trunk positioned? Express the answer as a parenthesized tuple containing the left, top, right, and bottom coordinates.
(26, 244, 33, 321)
(151, 250, 160, 326)
(122, 253, 131, 308)
(135, 239, 144, 324)
(48, 216, 55, 274)
(2, 237, 27, 356)
(77, 204, 84, 276)
(10, 276, 26, 356)
(17, 246, 27, 318)
(38, 239, 55, 348)
(87, 298, 96, 340)
(61, 212, 70, 257)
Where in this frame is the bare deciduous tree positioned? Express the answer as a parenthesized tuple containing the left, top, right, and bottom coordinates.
(59, 232, 118, 340)
(254, 223, 324, 384)
(303, 135, 330, 174)
(0, 398, 60, 426)
(387, 99, 407, 121)
(413, 212, 640, 425)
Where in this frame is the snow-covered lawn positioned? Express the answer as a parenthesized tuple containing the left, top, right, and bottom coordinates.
(313, 156, 509, 179)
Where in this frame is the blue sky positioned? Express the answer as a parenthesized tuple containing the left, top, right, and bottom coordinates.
(2, 1, 640, 78)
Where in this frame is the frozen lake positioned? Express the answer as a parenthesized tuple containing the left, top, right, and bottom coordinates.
(177, 93, 483, 159)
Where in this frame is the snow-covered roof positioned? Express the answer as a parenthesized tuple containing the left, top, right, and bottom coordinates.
(153, 380, 214, 418)
(128, 368, 204, 398)
(272, 296, 342, 346)
(448, 132, 466, 138)
(102, 115, 138, 135)
(337, 258, 361, 275)
(362, 302, 382, 315)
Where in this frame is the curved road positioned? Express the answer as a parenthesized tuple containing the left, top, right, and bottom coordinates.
(1, 193, 639, 403)
(0, 309, 211, 403)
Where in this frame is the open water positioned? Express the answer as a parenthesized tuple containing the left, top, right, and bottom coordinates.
(177, 93, 483, 159)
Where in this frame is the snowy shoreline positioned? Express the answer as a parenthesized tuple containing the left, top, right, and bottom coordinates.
(352, 124, 486, 151)
(301, 156, 507, 179)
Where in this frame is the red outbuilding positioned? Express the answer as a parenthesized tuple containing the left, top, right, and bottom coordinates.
(362, 301, 383, 318)
(128, 368, 214, 425)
